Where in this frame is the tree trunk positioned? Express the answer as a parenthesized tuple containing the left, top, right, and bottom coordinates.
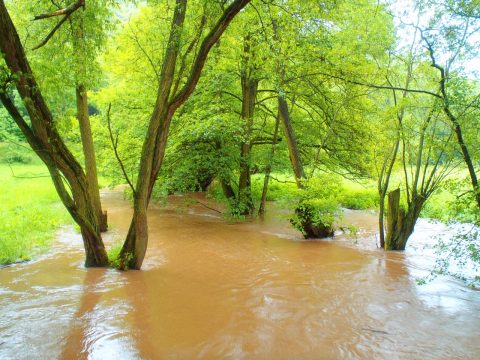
(220, 178, 236, 199)
(76, 84, 107, 232)
(237, 36, 258, 216)
(378, 138, 400, 249)
(278, 95, 306, 188)
(259, 111, 280, 217)
(378, 195, 386, 248)
(385, 189, 401, 250)
(444, 107, 480, 209)
(81, 226, 109, 267)
(385, 189, 423, 250)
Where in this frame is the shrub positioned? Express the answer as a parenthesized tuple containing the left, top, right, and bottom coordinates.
(290, 198, 341, 238)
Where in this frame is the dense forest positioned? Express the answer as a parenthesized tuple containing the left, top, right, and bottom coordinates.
(1, 0, 479, 278)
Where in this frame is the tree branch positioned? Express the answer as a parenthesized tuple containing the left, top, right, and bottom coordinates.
(33, 0, 84, 20)
(288, 71, 443, 99)
(169, 0, 252, 111)
(32, 0, 85, 50)
(106, 104, 136, 194)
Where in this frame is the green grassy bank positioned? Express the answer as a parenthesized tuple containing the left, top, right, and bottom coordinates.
(0, 164, 72, 265)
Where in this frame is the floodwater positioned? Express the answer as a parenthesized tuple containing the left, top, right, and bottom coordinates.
(0, 191, 479, 360)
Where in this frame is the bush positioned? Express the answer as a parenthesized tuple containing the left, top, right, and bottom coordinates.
(290, 198, 341, 239)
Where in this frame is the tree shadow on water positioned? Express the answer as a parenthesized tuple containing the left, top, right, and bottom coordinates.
(58, 268, 106, 360)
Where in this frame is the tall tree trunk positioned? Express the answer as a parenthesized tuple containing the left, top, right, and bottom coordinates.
(278, 95, 305, 188)
(271, 17, 305, 189)
(238, 58, 258, 216)
(259, 111, 280, 217)
(76, 84, 107, 231)
(422, 35, 480, 210)
(72, 9, 107, 232)
(0, 1, 108, 267)
(378, 137, 400, 248)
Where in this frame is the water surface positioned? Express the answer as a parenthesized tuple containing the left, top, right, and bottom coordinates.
(0, 191, 479, 359)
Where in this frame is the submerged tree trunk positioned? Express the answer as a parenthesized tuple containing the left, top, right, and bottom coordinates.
(76, 84, 107, 232)
(378, 137, 400, 248)
(0, 2, 109, 267)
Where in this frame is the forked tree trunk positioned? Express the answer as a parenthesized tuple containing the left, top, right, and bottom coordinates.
(118, 0, 252, 269)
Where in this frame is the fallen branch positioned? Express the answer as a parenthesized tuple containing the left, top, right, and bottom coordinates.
(195, 200, 223, 214)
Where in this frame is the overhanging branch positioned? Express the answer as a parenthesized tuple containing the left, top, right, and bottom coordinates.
(32, 0, 85, 50)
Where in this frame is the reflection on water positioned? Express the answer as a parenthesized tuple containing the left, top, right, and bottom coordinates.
(0, 191, 479, 359)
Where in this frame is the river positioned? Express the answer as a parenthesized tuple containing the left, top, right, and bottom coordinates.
(0, 190, 479, 359)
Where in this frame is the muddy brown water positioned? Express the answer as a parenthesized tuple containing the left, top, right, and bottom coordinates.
(1, 190, 479, 359)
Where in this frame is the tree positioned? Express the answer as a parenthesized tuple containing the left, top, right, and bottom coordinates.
(384, 103, 458, 250)
(118, 0, 251, 269)
(0, 0, 109, 266)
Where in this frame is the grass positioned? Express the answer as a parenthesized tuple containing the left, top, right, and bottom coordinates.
(0, 163, 73, 265)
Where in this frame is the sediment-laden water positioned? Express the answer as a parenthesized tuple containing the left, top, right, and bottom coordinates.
(1, 190, 479, 359)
